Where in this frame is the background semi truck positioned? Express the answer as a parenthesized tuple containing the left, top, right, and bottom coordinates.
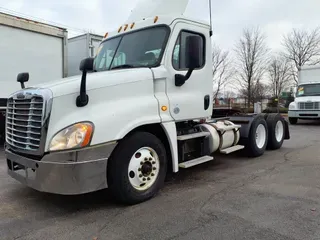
(288, 65, 320, 124)
(68, 33, 104, 77)
(4, 0, 290, 205)
(0, 12, 68, 144)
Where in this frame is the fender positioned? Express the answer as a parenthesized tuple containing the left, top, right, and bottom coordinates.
(161, 122, 179, 173)
(228, 114, 259, 138)
(229, 113, 290, 140)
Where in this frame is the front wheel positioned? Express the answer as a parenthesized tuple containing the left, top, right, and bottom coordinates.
(289, 117, 298, 125)
(107, 131, 167, 205)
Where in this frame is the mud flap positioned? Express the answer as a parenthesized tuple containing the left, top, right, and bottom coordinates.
(284, 119, 290, 140)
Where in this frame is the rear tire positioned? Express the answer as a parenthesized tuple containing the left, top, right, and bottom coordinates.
(289, 117, 298, 125)
(266, 114, 285, 150)
(245, 116, 268, 158)
(107, 131, 167, 205)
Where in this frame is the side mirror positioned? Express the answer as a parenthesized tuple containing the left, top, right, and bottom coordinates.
(185, 35, 202, 69)
(76, 57, 94, 107)
(17, 72, 29, 89)
(79, 57, 94, 72)
(175, 35, 203, 87)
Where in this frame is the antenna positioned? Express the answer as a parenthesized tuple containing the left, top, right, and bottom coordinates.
(208, 0, 213, 37)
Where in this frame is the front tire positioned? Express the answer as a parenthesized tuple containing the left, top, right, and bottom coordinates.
(107, 131, 167, 205)
(245, 116, 268, 157)
(289, 117, 298, 125)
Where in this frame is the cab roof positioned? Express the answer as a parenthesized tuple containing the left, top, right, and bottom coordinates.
(126, 0, 189, 22)
(102, 0, 209, 40)
(103, 15, 210, 41)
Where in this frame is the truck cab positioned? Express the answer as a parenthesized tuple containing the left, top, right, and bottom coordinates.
(4, 0, 290, 205)
(288, 65, 320, 124)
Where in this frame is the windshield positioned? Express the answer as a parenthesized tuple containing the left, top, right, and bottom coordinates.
(296, 84, 320, 97)
(94, 26, 169, 72)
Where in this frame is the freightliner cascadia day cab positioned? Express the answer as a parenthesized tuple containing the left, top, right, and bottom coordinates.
(288, 65, 320, 124)
(5, 0, 290, 204)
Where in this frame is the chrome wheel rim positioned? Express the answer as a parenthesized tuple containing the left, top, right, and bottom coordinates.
(255, 124, 267, 149)
(128, 147, 160, 191)
(275, 120, 284, 142)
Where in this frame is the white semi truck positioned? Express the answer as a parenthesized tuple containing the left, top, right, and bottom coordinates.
(288, 65, 320, 124)
(0, 12, 68, 144)
(4, 0, 290, 205)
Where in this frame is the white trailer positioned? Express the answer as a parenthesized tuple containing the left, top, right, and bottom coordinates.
(67, 33, 103, 76)
(288, 65, 320, 124)
(4, 0, 290, 205)
(0, 12, 68, 143)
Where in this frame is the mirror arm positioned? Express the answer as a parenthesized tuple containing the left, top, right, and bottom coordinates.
(184, 68, 194, 80)
(76, 70, 89, 107)
(175, 68, 194, 87)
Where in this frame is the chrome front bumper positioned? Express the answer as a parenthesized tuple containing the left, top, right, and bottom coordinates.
(5, 142, 117, 195)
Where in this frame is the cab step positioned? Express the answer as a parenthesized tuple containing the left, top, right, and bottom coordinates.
(177, 131, 210, 141)
(178, 156, 213, 168)
(220, 145, 245, 154)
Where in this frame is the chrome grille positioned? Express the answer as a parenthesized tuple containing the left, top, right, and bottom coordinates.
(299, 102, 320, 110)
(6, 96, 44, 151)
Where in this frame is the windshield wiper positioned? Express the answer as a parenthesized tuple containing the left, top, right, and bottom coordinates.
(110, 64, 136, 70)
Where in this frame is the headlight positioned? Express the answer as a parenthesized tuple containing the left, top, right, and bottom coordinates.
(289, 103, 295, 110)
(49, 122, 94, 151)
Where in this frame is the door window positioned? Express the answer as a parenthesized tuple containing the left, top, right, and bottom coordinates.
(172, 31, 205, 70)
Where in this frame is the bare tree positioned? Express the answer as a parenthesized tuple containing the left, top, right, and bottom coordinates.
(253, 82, 271, 102)
(212, 44, 234, 100)
(239, 82, 270, 107)
(234, 27, 269, 107)
(268, 55, 292, 98)
(282, 27, 320, 84)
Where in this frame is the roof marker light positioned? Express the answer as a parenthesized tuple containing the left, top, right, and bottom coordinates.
(118, 26, 122, 33)
(154, 16, 159, 23)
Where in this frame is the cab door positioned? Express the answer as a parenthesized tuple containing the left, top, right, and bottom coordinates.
(164, 21, 212, 121)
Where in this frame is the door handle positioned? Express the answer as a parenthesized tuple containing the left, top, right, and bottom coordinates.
(204, 95, 210, 110)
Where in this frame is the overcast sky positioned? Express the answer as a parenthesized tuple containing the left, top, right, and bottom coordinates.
(1, 0, 319, 52)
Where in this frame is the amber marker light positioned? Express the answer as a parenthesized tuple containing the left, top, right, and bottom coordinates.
(161, 106, 168, 111)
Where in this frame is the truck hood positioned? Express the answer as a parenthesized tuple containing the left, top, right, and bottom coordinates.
(295, 96, 320, 102)
(31, 68, 153, 98)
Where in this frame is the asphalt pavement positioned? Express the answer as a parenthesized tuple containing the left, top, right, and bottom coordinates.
(1, 120, 320, 240)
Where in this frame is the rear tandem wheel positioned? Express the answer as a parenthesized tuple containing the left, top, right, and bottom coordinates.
(266, 114, 285, 150)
